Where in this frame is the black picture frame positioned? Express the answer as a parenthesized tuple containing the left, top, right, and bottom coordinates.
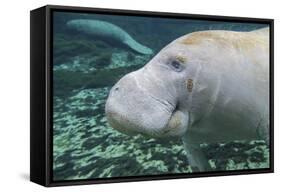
(30, 4, 274, 187)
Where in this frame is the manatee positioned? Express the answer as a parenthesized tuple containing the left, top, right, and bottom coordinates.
(66, 19, 153, 55)
(105, 27, 270, 171)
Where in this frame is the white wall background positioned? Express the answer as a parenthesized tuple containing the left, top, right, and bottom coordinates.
(0, 0, 279, 191)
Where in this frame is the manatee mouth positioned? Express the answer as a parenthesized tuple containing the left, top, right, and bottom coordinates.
(106, 92, 188, 138)
(106, 110, 140, 136)
(160, 106, 189, 138)
(105, 92, 176, 137)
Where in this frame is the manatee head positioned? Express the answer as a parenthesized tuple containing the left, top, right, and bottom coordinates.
(106, 35, 206, 139)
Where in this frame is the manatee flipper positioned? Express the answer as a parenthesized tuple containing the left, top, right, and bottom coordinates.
(182, 137, 212, 172)
(123, 36, 153, 55)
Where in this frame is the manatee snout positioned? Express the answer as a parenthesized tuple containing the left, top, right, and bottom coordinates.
(105, 70, 189, 138)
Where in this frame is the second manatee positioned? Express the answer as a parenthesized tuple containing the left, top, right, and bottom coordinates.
(67, 19, 153, 55)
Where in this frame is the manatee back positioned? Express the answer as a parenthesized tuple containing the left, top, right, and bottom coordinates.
(67, 19, 129, 41)
(251, 27, 269, 35)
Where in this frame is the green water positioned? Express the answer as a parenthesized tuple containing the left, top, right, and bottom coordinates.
(52, 11, 269, 181)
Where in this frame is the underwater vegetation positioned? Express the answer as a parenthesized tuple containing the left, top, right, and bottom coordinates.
(52, 12, 270, 181)
(53, 34, 112, 66)
(53, 65, 142, 97)
(53, 87, 269, 180)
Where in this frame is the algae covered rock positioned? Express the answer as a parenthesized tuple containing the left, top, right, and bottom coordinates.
(53, 65, 142, 97)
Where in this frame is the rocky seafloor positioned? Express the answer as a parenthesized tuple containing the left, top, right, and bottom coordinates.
(53, 86, 269, 181)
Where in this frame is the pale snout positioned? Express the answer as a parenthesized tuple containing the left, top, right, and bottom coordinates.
(105, 72, 172, 136)
(105, 70, 189, 138)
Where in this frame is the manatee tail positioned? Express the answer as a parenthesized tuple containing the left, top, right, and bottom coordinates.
(124, 37, 153, 55)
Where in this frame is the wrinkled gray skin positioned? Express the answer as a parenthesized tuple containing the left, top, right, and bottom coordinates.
(105, 28, 269, 171)
(66, 19, 153, 55)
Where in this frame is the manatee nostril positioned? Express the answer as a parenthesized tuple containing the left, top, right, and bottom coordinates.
(112, 86, 120, 93)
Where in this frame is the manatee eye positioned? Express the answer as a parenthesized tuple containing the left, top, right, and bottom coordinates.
(170, 60, 183, 72)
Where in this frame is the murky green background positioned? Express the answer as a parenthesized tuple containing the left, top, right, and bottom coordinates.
(52, 11, 269, 181)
